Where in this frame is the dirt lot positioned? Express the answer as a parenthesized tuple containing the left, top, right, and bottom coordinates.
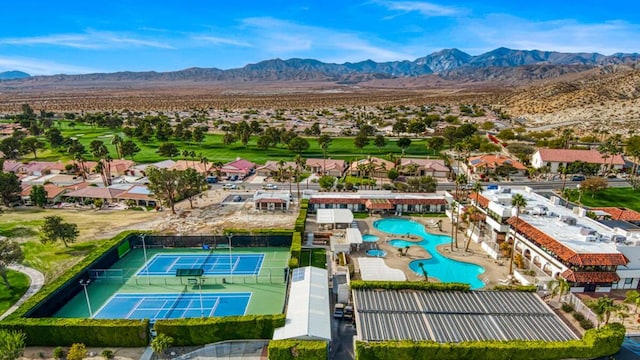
(21, 347, 145, 360)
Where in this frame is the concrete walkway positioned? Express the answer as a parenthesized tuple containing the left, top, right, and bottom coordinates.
(0, 264, 45, 320)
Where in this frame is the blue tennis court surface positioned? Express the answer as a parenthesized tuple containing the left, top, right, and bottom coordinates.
(136, 253, 264, 276)
(93, 292, 251, 320)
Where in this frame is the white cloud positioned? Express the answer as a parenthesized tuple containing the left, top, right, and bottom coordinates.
(0, 56, 101, 75)
(458, 15, 640, 55)
(0, 31, 174, 50)
(374, 0, 460, 17)
(192, 35, 253, 48)
(239, 17, 416, 62)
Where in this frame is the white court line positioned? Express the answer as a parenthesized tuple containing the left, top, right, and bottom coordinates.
(165, 256, 182, 273)
(125, 298, 145, 318)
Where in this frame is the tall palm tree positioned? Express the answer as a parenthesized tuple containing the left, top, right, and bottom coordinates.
(508, 193, 527, 274)
(318, 134, 332, 175)
(548, 278, 570, 301)
(418, 262, 428, 281)
(111, 134, 123, 159)
(453, 173, 468, 249)
(450, 202, 457, 251)
(199, 154, 210, 176)
(286, 165, 295, 194)
(464, 181, 484, 252)
(293, 155, 305, 200)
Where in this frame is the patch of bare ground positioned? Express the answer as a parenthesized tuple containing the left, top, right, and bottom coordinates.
(21, 347, 144, 360)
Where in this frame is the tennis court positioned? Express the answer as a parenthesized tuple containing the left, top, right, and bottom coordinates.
(136, 253, 264, 276)
(93, 292, 251, 320)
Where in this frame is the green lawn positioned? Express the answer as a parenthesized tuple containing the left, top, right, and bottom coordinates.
(566, 187, 640, 211)
(28, 122, 440, 164)
(0, 270, 30, 315)
(300, 248, 327, 269)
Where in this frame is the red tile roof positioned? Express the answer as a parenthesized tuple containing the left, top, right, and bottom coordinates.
(256, 198, 285, 204)
(592, 207, 640, 221)
(309, 198, 367, 205)
(468, 154, 527, 170)
(561, 269, 620, 283)
(365, 199, 394, 210)
(508, 217, 628, 266)
(469, 192, 489, 208)
(536, 148, 624, 165)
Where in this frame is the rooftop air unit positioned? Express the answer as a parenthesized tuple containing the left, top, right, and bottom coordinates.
(531, 205, 548, 216)
(500, 187, 512, 194)
(580, 227, 597, 236)
(560, 216, 577, 226)
(612, 235, 627, 243)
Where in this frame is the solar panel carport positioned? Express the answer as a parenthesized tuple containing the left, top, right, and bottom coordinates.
(353, 289, 578, 343)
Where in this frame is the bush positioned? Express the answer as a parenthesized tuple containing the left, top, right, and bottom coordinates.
(53, 347, 64, 360)
(268, 340, 328, 360)
(0, 329, 26, 360)
(67, 343, 87, 360)
(151, 334, 174, 355)
(101, 349, 114, 359)
(573, 312, 585, 321)
(289, 232, 302, 268)
(154, 314, 285, 346)
(580, 319, 595, 330)
(561, 303, 574, 313)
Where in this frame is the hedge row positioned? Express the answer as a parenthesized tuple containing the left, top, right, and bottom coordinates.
(0, 231, 151, 346)
(268, 339, 327, 360)
(350, 280, 470, 292)
(154, 314, 286, 346)
(289, 232, 302, 268)
(492, 285, 538, 292)
(294, 199, 309, 233)
(0, 318, 149, 347)
(355, 323, 625, 360)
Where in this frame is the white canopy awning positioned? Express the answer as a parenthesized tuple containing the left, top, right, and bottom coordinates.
(346, 228, 363, 245)
(317, 209, 354, 225)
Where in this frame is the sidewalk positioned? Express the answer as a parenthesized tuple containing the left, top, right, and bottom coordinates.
(0, 264, 45, 320)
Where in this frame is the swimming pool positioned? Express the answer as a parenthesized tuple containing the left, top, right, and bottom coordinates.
(366, 249, 387, 257)
(375, 218, 485, 289)
(362, 234, 380, 242)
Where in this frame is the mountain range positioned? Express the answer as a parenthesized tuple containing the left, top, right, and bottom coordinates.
(2, 47, 640, 83)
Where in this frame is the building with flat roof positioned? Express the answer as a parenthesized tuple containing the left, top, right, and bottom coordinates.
(470, 186, 628, 292)
(353, 288, 577, 343)
(308, 191, 446, 214)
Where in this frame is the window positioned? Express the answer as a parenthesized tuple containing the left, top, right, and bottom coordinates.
(625, 278, 633, 285)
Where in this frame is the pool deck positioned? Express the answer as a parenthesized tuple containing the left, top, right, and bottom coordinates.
(352, 215, 510, 287)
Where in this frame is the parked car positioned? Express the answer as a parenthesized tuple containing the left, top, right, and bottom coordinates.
(262, 184, 278, 190)
(333, 303, 345, 319)
(571, 175, 586, 181)
(343, 305, 354, 321)
(206, 176, 218, 184)
(232, 195, 243, 202)
(222, 184, 238, 190)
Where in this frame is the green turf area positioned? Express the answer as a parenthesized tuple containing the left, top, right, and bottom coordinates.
(26, 122, 439, 164)
(54, 247, 290, 318)
(565, 187, 640, 211)
(0, 270, 31, 315)
(299, 248, 327, 269)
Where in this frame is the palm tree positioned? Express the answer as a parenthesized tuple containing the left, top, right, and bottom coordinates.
(508, 193, 527, 275)
(449, 202, 458, 251)
(464, 182, 484, 252)
(548, 278, 570, 301)
(624, 290, 640, 314)
(318, 134, 332, 175)
(111, 134, 123, 159)
(453, 174, 468, 249)
(199, 154, 210, 176)
(418, 262, 428, 281)
(588, 296, 617, 327)
(294, 154, 305, 198)
(286, 165, 295, 195)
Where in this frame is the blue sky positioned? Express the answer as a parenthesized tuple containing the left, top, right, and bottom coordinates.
(1, 0, 639, 75)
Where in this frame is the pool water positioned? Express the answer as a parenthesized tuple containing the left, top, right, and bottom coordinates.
(375, 218, 485, 289)
(362, 234, 380, 242)
(366, 249, 387, 257)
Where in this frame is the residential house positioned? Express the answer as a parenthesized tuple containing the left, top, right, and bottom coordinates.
(171, 160, 211, 175)
(221, 158, 256, 178)
(256, 161, 298, 178)
(108, 159, 136, 177)
(130, 159, 176, 177)
(348, 157, 395, 179)
(467, 154, 527, 179)
(116, 185, 157, 207)
(63, 186, 127, 205)
(531, 148, 624, 173)
(398, 158, 448, 178)
(20, 183, 68, 205)
(2, 160, 22, 173)
(305, 159, 346, 177)
(15, 161, 57, 176)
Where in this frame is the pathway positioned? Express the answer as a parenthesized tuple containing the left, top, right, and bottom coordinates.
(0, 264, 45, 320)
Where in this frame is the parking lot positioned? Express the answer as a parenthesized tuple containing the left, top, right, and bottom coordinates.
(221, 194, 253, 204)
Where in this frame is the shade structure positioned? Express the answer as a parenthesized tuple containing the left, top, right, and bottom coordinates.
(316, 209, 354, 225)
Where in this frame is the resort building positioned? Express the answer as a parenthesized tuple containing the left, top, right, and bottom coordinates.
(221, 158, 256, 179)
(531, 148, 624, 173)
(307, 191, 447, 214)
(397, 158, 449, 179)
(466, 154, 527, 179)
(469, 186, 628, 292)
(348, 157, 395, 179)
(255, 161, 298, 178)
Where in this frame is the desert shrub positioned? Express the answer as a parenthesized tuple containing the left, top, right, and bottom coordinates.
(53, 347, 64, 360)
(101, 349, 114, 359)
(573, 312, 585, 321)
(580, 319, 595, 330)
(67, 343, 87, 360)
(561, 303, 574, 313)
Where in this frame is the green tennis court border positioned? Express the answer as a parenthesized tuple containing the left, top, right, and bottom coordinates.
(54, 247, 290, 318)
